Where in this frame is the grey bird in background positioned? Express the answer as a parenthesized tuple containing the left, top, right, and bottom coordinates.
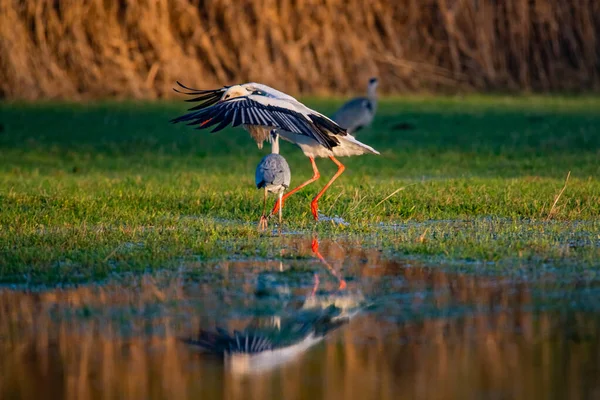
(255, 129, 291, 230)
(332, 77, 379, 134)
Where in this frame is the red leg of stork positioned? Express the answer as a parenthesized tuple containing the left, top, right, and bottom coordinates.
(311, 238, 347, 290)
(271, 157, 320, 216)
(310, 156, 345, 221)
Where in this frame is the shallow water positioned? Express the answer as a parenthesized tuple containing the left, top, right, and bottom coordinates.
(1, 237, 600, 399)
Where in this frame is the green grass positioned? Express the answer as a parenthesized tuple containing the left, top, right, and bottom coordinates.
(1, 96, 599, 284)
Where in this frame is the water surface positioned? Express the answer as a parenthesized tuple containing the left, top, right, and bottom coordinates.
(1, 237, 599, 399)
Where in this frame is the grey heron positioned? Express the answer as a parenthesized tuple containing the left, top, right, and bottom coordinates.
(171, 82, 379, 221)
(255, 129, 291, 230)
(332, 77, 379, 134)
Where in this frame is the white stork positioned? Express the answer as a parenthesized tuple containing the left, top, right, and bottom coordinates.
(171, 82, 380, 221)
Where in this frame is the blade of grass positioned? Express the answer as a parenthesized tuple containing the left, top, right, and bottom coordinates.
(546, 171, 571, 221)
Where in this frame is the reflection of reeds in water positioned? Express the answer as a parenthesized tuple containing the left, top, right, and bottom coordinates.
(0, 278, 205, 400)
(327, 312, 600, 400)
(1, 239, 600, 399)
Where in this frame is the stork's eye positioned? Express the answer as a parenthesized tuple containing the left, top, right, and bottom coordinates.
(224, 94, 230, 100)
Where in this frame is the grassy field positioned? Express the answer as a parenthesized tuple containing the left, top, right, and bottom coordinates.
(1, 96, 599, 284)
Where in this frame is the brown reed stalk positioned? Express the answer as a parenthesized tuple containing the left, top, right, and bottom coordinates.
(0, 0, 598, 99)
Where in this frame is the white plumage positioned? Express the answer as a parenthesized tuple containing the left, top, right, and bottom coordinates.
(279, 130, 379, 158)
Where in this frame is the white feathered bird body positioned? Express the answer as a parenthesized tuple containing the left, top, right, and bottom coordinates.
(171, 82, 379, 158)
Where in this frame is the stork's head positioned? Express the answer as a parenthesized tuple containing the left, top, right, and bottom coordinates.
(221, 85, 251, 101)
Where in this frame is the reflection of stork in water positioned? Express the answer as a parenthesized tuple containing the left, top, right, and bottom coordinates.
(184, 294, 364, 375)
(184, 305, 353, 374)
(183, 241, 363, 374)
(311, 237, 347, 292)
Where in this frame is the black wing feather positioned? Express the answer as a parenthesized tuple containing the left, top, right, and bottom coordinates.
(241, 108, 250, 125)
(256, 109, 271, 126)
(270, 112, 289, 130)
(184, 92, 219, 103)
(193, 109, 227, 130)
(210, 110, 234, 133)
(188, 95, 222, 111)
(183, 329, 274, 354)
(173, 81, 229, 111)
(231, 109, 243, 127)
(309, 114, 347, 136)
(173, 81, 229, 95)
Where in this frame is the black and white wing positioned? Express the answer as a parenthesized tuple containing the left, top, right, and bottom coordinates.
(171, 86, 347, 150)
(183, 329, 275, 355)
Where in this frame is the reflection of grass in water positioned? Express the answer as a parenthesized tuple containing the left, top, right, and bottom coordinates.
(2, 258, 600, 399)
(1, 97, 600, 284)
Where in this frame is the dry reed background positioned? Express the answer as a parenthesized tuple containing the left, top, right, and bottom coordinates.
(1, 0, 599, 100)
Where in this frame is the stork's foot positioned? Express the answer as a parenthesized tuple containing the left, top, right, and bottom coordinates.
(338, 279, 347, 291)
(258, 215, 268, 231)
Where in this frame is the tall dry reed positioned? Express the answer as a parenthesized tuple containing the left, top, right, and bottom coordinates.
(0, 0, 598, 99)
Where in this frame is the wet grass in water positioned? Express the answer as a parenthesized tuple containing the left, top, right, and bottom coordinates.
(1, 96, 599, 284)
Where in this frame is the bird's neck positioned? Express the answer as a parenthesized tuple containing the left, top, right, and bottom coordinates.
(271, 134, 280, 154)
(367, 85, 378, 101)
